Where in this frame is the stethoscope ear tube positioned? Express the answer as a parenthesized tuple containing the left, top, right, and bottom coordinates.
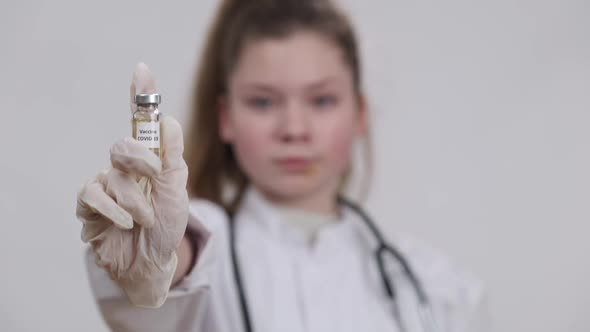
(338, 195, 437, 332)
(229, 214, 254, 332)
(376, 244, 396, 299)
(337, 195, 429, 304)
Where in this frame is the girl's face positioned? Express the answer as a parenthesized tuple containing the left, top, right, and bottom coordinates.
(220, 31, 367, 212)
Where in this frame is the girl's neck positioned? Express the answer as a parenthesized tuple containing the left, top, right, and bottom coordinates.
(257, 186, 339, 217)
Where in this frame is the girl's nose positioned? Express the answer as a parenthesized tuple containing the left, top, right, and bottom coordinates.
(276, 104, 311, 143)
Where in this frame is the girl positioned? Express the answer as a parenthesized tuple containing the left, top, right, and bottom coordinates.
(76, 0, 488, 331)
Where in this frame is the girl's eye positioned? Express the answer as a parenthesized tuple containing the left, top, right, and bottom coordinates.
(246, 96, 274, 110)
(312, 95, 338, 109)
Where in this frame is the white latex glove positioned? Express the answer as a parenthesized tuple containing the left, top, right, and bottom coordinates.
(76, 63, 189, 308)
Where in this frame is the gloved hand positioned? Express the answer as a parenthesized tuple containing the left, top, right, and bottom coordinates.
(76, 63, 189, 308)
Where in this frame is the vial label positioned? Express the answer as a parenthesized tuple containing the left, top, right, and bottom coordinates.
(134, 121, 160, 149)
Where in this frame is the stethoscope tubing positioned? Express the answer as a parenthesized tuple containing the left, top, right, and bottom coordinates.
(229, 197, 436, 332)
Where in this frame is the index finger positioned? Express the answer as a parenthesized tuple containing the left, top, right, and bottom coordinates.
(160, 114, 185, 171)
(129, 62, 157, 114)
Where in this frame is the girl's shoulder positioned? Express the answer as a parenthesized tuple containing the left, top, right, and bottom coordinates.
(188, 198, 230, 234)
(187, 198, 233, 268)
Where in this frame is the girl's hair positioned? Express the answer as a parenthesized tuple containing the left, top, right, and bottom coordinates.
(185, 0, 371, 213)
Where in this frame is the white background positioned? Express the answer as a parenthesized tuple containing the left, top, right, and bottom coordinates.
(0, 0, 588, 331)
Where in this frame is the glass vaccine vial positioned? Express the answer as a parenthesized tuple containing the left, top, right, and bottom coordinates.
(132, 93, 162, 159)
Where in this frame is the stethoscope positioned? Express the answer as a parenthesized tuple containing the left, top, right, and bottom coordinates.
(229, 196, 439, 332)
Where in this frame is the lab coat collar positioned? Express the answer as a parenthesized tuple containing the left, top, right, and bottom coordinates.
(239, 186, 284, 235)
(238, 187, 410, 283)
(239, 186, 355, 249)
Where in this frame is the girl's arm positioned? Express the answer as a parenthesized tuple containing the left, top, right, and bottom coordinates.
(171, 235, 194, 287)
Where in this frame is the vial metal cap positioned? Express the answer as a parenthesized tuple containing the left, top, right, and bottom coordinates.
(135, 93, 161, 105)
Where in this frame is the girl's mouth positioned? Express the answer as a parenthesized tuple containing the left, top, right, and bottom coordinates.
(274, 157, 316, 173)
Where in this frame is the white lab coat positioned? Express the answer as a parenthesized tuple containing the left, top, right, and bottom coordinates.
(85, 187, 489, 332)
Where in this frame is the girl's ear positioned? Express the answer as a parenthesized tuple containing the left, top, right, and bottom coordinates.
(218, 96, 235, 143)
(355, 93, 369, 136)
